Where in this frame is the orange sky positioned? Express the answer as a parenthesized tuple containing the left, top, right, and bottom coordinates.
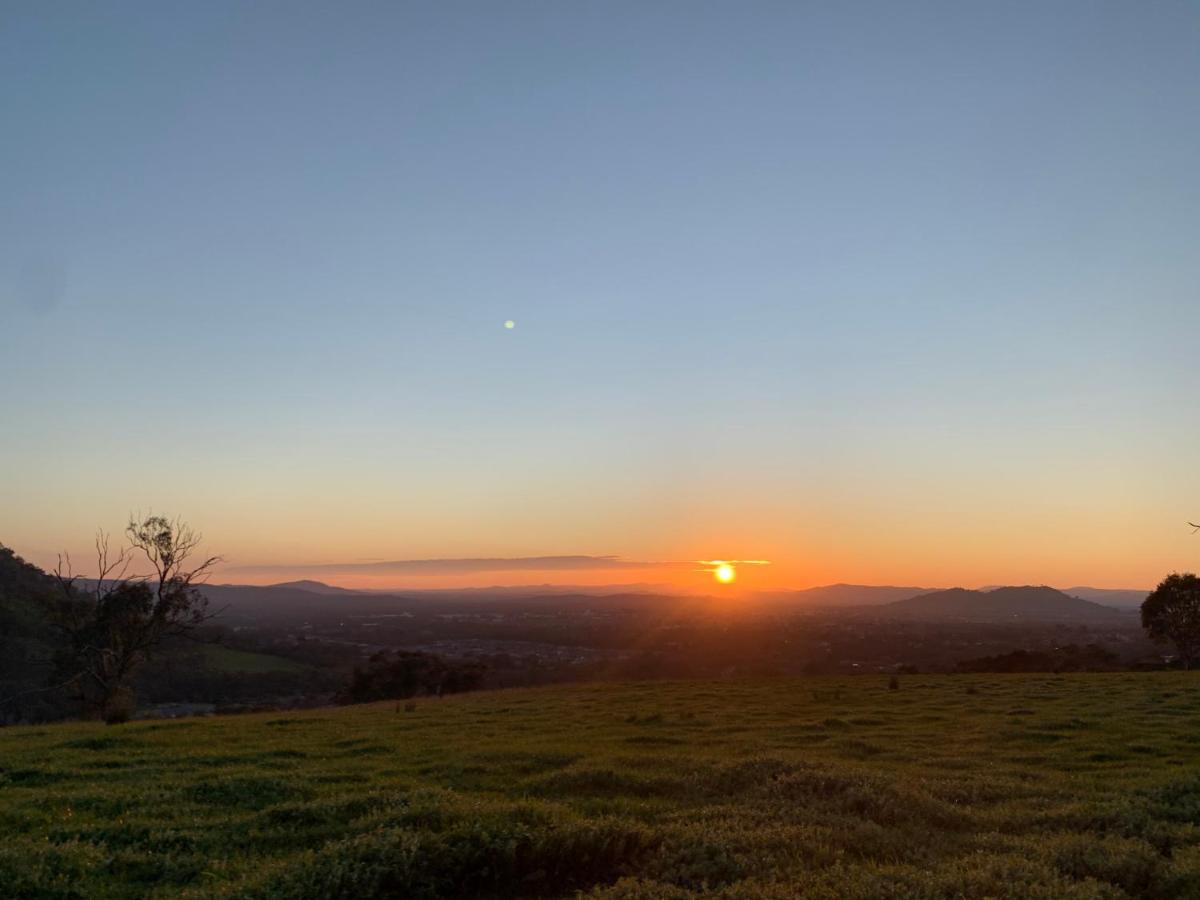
(11, 501, 1193, 594)
(4, 435, 1196, 593)
(3, 1, 1198, 600)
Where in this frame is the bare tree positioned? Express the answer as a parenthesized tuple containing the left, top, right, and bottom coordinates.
(49, 515, 220, 723)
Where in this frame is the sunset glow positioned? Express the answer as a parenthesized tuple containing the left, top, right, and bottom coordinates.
(3, 6, 1199, 895)
(2, 3, 1195, 596)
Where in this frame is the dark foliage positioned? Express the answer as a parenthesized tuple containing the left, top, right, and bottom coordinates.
(1141, 573, 1200, 669)
(340, 651, 486, 704)
(135, 646, 341, 709)
(47, 516, 220, 723)
(955, 643, 1121, 673)
(0, 546, 73, 724)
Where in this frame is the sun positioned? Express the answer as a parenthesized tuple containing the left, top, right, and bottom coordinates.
(714, 563, 736, 584)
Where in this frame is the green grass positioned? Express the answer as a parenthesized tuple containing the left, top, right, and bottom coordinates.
(199, 645, 310, 674)
(3, 673, 1200, 898)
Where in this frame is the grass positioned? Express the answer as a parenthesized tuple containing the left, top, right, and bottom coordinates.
(3, 673, 1200, 898)
(198, 645, 311, 675)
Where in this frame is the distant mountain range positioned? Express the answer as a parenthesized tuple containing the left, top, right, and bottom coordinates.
(873, 585, 1127, 622)
(248, 580, 682, 597)
(196, 579, 1139, 624)
(211, 580, 1147, 624)
(1061, 587, 1148, 609)
(754, 584, 932, 607)
(267, 580, 355, 595)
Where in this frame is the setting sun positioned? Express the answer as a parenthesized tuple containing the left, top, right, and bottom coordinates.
(714, 563, 736, 584)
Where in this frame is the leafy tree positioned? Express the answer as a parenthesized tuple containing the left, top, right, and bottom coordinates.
(0, 545, 73, 723)
(341, 650, 486, 703)
(1141, 572, 1200, 670)
(50, 515, 220, 723)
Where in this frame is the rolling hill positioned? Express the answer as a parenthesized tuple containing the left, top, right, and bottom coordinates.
(2, 674, 1199, 897)
(876, 585, 1128, 622)
(1064, 586, 1150, 610)
(753, 583, 932, 608)
(267, 579, 357, 595)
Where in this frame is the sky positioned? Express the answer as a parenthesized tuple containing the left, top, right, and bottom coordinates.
(2, 2, 1198, 592)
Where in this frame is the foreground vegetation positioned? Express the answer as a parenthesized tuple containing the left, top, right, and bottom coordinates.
(3, 674, 1200, 898)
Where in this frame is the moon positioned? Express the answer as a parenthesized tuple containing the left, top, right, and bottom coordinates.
(504, 320, 515, 330)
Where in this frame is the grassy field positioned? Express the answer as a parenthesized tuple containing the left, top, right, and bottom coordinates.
(198, 645, 311, 675)
(2, 673, 1200, 898)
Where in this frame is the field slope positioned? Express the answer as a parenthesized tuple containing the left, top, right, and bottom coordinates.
(2, 674, 1200, 898)
(199, 644, 311, 675)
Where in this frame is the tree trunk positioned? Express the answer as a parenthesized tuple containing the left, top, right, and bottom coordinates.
(102, 685, 136, 725)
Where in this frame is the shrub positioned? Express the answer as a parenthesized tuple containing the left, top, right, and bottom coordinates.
(187, 776, 306, 810)
(253, 815, 658, 898)
(103, 687, 136, 725)
(650, 836, 745, 890)
(1050, 834, 1171, 897)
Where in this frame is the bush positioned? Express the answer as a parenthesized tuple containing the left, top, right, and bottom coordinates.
(254, 814, 658, 898)
(341, 651, 486, 703)
(1050, 834, 1172, 897)
(650, 836, 745, 890)
(103, 687, 136, 725)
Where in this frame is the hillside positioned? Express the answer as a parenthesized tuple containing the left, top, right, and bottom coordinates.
(753, 583, 932, 608)
(2, 674, 1200, 897)
(1065, 587, 1150, 610)
(199, 644, 312, 675)
(266, 579, 357, 595)
(0, 545, 65, 723)
(877, 585, 1127, 622)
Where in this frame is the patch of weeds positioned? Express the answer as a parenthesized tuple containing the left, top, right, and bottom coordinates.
(1145, 775, 1200, 827)
(251, 814, 657, 898)
(186, 776, 308, 810)
(650, 836, 745, 890)
(338, 744, 392, 757)
(625, 713, 665, 725)
(59, 735, 143, 751)
(624, 735, 685, 746)
(1050, 834, 1173, 897)
(0, 768, 65, 788)
(470, 751, 579, 775)
(835, 739, 886, 758)
(527, 767, 685, 799)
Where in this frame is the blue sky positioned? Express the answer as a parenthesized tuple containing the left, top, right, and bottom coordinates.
(2, 2, 1198, 588)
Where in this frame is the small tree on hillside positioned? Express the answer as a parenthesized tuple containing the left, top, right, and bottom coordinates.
(1141, 573, 1200, 670)
(50, 515, 220, 723)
